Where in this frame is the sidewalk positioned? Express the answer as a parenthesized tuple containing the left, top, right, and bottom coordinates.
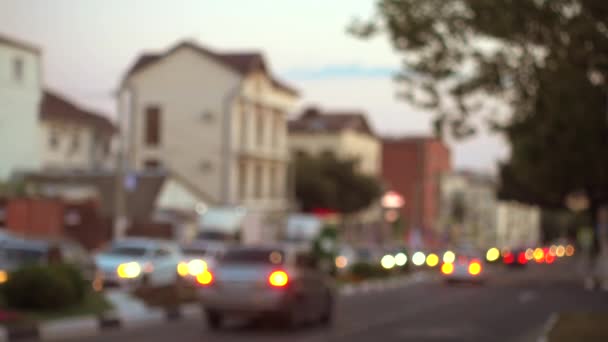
(539, 312, 608, 342)
(0, 272, 431, 341)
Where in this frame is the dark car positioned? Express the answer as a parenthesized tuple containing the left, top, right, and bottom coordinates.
(197, 245, 334, 329)
(0, 234, 100, 289)
(503, 248, 529, 268)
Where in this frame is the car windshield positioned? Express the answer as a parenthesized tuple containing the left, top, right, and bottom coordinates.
(107, 246, 148, 257)
(222, 249, 284, 265)
(0, 246, 46, 265)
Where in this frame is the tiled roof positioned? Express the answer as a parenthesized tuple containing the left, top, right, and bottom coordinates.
(40, 90, 117, 133)
(0, 32, 41, 54)
(288, 107, 375, 136)
(123, 41, 298, 95)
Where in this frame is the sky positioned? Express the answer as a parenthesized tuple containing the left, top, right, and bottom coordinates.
(0, 0, 508, 171)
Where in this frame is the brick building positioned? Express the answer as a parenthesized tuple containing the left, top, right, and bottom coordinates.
(382, 137, 451, 241)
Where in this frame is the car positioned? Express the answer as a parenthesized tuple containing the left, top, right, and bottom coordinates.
(178, 240, 230, 283)
(197, 245, 334, 330)
(0, 234, 100, 288)
(441, 250, 486, 284)
(502, 247, 529, 268)
(94, 238, 182, 289)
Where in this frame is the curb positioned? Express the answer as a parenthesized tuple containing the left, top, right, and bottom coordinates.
(0, 303, 203, 342)
(339, 272, 430, 297)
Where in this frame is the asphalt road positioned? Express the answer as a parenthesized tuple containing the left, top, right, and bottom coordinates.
(75, 259, 608, 342)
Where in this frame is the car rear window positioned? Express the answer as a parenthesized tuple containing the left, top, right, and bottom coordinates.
(222, 249, 284, 265)
(181, 247, 207, 256)
(108, 246, 147, 257)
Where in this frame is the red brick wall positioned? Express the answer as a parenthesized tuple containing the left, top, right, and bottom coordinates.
(382, 138, 451, 236)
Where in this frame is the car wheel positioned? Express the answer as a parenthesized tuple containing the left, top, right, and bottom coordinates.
(277, 304, 297, 330)
(319, 292, 333, 326)
(206, 310, 223, 330)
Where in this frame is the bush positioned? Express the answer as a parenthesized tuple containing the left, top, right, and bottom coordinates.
(350, 262, 390, 280)
(3, 264, 87, 311)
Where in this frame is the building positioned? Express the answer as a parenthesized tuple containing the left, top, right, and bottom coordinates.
(0, 33, 43, 179)
(382, 137, 451, 239)
(118, 40, 299, 240)
(0, 33, 117, 180)
(288, 107, 381, 176)
(438, 171, 541, 249)
(438, 171, 497, 247)
(494, 201, 541, 249)
(39, 90, 117, 171)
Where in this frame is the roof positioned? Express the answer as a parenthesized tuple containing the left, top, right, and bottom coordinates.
(0, 32, 41, 54)
(123, 41, 298, 96)
(40, 90, 117, 134)
(288, 107, 375, 136)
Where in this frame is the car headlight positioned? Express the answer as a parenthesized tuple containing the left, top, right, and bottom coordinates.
(117, 262, 141, 279)
(187, 259, 207, 276)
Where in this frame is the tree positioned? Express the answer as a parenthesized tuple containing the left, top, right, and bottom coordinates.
(352, 0, 608, 225)
(294, 154, 382, 215)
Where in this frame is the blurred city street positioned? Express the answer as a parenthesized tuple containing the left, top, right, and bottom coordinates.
(70, 259, 607, 342)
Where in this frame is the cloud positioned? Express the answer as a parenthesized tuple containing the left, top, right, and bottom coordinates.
(283, 64, 397, 80)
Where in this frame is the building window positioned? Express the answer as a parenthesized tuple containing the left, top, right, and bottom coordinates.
(201, 110, 214, 123)
(145, 106, 161, 146)
(103, 139, 111, 157)
(13, 57, 24, 82)
(269, 166, 277, 197)
(49, 129, 60, 150)
(254, 164, 263, 198)
(144, 159, 162, 170)
(238, 162, 247, 200)
(240, 101, 248, 148)
(256, 105, 264, 147)
(200, 160, 213, 173)
(70, 131, 80, 153)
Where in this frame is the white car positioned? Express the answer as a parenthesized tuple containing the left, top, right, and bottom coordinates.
(178, 241, 230, 282)
(441, 251, 487, 284)
(95, 238, 182, 289)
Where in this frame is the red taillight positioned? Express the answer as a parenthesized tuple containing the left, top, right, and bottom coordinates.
(545, 254, 556, 264)
(268, 270, 289, 287)
(468, 261, 482, 276)
(517, 252, 527, 265)
(196, 270, 214, 286)
(503, 252, 515, 264)
(441, 263, 454, 275)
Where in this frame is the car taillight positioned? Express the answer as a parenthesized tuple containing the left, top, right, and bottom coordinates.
(196, 270, 214, 286)
(503, 252, 514, 264)
(545, 254, 556, 264)
(441, 263, 454, 275)
(517, 252, 527, 265)
(268, 270, 289, 288)
(468, 261, 482, 276)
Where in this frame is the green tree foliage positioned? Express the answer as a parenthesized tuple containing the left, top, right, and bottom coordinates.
(294, 154, 382, 214)
(353, 0, 608, 222)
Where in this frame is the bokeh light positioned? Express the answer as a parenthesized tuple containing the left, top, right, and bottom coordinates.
(381, 255, 396, 269)
(443, 251, 456, 264)
(412, 252, 426, 266)
(486, 248, 500, 262)
(395, 253, 408, 266)
(426, 253, 439, 267)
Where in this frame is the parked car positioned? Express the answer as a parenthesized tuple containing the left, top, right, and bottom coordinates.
(197, 245, 334, 329)
(0, 233, 100, 288)
(94, 238, 182, 289)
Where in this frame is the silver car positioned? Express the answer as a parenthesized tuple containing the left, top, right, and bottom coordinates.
(95, 238, 182, 289)
(197, 245, 334, 329)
